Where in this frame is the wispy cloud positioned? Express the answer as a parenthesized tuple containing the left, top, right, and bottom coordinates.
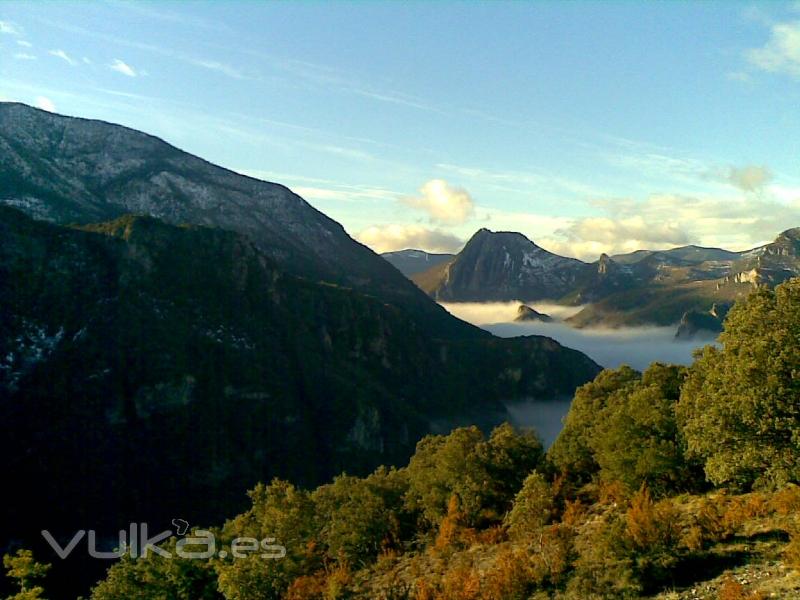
(13, 53, 36, 61)
(16, 39, 32, 48)
(436, 163, 601, 198)
(0, 20, 22, 36)
(49, 49, 77, 66)
(36, 19, 250, 81)
(109, 59, 138, 77)
(184, 58, 246, 79)
(746, 18, 800, 78)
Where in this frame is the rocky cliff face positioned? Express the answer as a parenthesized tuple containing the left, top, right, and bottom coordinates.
(415, 228, 587, 301)
(411, 226, 800, 330)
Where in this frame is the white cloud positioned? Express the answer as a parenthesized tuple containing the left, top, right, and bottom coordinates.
(402, 179, 475, 225)
(34, 96, 55, 112)
(16, 40, 32, 48)
(542, 191, 800, 260)
(187, 58, 246, 79)
(13, 53, 36, 61)
(746, 20, 800, 77)
(109, 59, 138, 77)
(0, 20, 22, 36)
(49, 49, 77, 66)
(357, 224, 464, 254)
(725, 165, 772, 192)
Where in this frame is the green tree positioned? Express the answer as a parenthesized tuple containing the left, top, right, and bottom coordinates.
(405, 425, 543, 529)
(312, 467, 410, 566)
(549, 366, 641, 481)
(215, 479, 319, 600)
(504, 471, 555, 539)
(677, 281, 800, 489)
(3, 550, 50, 600)
(90, 542, 218, 600)
(591, 364, 699, 495)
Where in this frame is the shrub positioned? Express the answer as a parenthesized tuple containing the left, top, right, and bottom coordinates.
(504, 471, 555, 539)
(717, 577, 764, 600)
(484, 547, 535, 600)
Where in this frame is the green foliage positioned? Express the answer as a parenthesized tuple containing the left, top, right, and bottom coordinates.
(549, 366, 640, 480)
(215, 479, 318, 600)
(312, 467, 410, 566)
(566, 514, 641, 600)
(405, 424, 543, 528)
(90, 542, 218, 600)
(3, 550, 50, 600)
(551, 363, 699, 495)
(677, 280, 800, 489)
(504, 471, 555, 539)
(591, 364, 699, 495)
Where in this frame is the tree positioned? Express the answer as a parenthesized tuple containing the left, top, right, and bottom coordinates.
(591, 364, 699, 495)
(504, 471, 555, 539)
(404, 425, 543, 529)
(312, 467, 410, 566)
(677, 281, 800, 489)
(215, 479, 319, 600)
(549, 366, 640, 481)
(3, 549, 50, 600)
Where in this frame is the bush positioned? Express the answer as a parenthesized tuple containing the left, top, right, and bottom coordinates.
(405, 425, 543, 529)
(504, 471, 555, 539)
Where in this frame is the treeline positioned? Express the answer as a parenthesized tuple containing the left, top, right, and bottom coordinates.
(7, 280, 800, 599)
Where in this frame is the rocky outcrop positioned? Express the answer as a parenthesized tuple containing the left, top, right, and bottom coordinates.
(514, 304, 553, 322)
(675, 304, 729, 339)
(414, 228, 586, 301)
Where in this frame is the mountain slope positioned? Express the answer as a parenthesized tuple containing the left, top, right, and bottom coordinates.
(0, 102, 467, 338)
(414, 228, 587, 301)
(0, 207, 601, 596)
(381, 249, 455, 276)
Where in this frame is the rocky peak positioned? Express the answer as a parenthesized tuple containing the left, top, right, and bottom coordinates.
(514, 304, 553, 322)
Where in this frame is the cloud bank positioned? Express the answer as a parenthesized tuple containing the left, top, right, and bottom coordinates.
(357, 224, 463, 254)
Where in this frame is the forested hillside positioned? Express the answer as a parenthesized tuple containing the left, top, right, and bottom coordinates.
(9, 278, 800, 599)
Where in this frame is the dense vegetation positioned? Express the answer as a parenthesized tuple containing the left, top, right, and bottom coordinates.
(0, 207, 599, 598)
(9, 279, 800, 599)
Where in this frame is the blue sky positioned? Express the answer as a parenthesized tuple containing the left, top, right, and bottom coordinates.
(2, 1, 800, 259)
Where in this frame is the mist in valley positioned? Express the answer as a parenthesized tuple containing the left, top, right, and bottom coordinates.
(441, 301, 715, 372)
(441, 301, 717, 445)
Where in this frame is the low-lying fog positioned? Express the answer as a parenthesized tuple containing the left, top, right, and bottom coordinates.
(441, 301, 715, 371)
(441, 301, 718, 445)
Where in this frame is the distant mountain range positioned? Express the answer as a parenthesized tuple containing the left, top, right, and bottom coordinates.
(0, 102, 600, 595)
(381, 248, 454, 276)
(399, 227, 800, 335)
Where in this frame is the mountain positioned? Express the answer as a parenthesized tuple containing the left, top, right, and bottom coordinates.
(410, 227, 800, 332)
(0, 104, 604, 596)
(413, 228, 586, 301)
(0, 102, 465, 338)
(381, 249, 455, 276)
(514, 304, 553, 322)
(0, 207, 601, 598)
(612, 245, 741, 265)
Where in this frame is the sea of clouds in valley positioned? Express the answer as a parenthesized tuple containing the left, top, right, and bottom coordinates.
(441, 301, 717, 445)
